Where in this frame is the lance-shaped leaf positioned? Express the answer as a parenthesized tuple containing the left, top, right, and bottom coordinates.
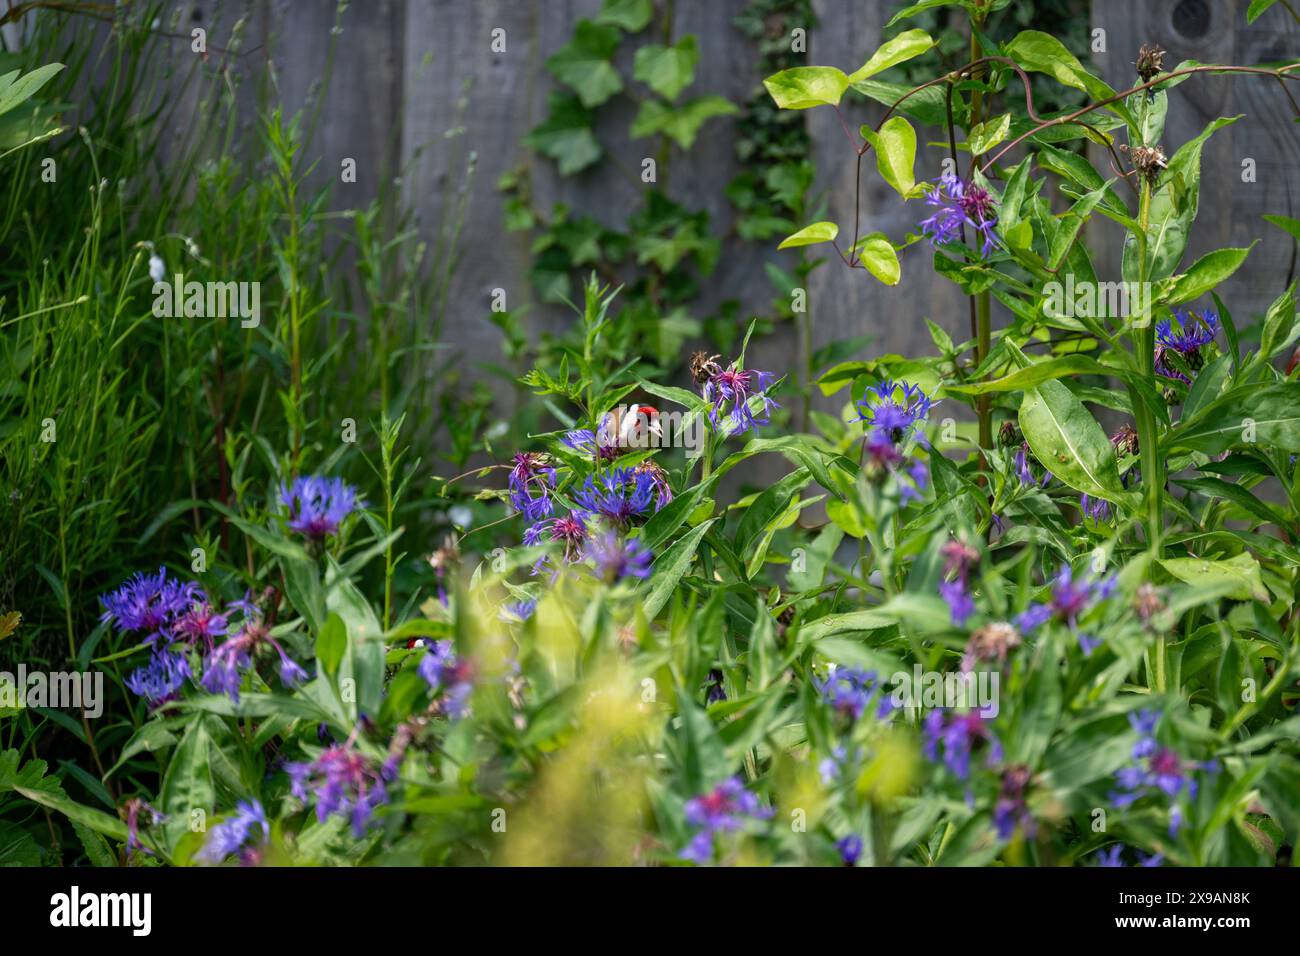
(1019, 379, 1128, 504)
(778, 220, 838, 249)
(1166, 244, 1255, 305)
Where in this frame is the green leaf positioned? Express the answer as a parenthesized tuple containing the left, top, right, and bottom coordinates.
(778, 220, 838, 250)
(763, 66, 850, 110)
(853, 233, 901, 284)
(1159, 554, 1267, 602)
(1164, 383, 1300, 456)
(944, 355, 1112, 395)
(1005, 31, 1116, 103)
(1258, 282, 1298, 360)
(525, 92, 602, 175)
(630, 95, 736, 149)
(1019, 379, 1127, 504)
(638, 518, 718, 619)
(595, 0, 653, 32)
(315, 611, 347, 676)
(1167, 245, 1255, 304)
(846, 29, 936, 84)
(0, 63, 63, 118)
(158, 721, 213, 850)
(968, 111, 1011, 156)
(1247, 0, 1280, 23)
(545, 20, 623, 107)
(861, 116, 918, 197)
(633, 37, 698, 101)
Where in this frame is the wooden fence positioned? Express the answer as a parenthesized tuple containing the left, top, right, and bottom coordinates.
(70, 0, 1300, 411)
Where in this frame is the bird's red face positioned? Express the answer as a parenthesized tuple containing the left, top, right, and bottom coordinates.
(611, 404, 662, 449)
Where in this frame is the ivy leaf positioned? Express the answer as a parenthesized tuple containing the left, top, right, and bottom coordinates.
(630, 95, 737, 149)
(633, 36, 698, 102)
(526, 92, 602, 175)
(763, 66, 850, 110)
(861, 116, 918, 197)
(853, 233, 900, 285)
(846, 29, 936, 84)
(778, 221, 838, 250)
(544, 20, 623, 107)
(594, 0, 653, 32)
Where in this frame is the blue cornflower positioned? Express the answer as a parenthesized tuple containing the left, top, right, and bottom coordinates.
(199, 608, 307, 704)
(922, 711, 1002, 781)
(1016, 564, 1115, 633)
(100, 567, 198, 644)
(836, 834, 864, 866)
(508, 452, 556, 521)
(125, 650, 191, 707)
(418, 639, 474, 717)
(585, 531, 653, 582)
(573, 468, 658, 526)
(523, 509, 591, 566)
(853, 379, 932, 446)
(940, 580, 976, 627)
(679, 777, 774, 864)
(1155, 308, 1218, 382)
(919, 172, 999, 257)
(1015, 443, 1052, 488)
(280, 475, 363, 539)
(817, 667, 893, 721)
(1094, 845, 1125, 867)
(198, 799, 270, 865)
(1080, 493, 1112, 523)
(499, 598, 538, 622)
(287, 741, 389, 837)
(993, 765, 1035, 840)
(700, 364, 779, 437)
(1109, 709, 1213, 836)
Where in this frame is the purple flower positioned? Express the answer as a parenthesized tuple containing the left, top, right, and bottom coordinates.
(123, 798, 163, 858)
(508, 452, 556, 521)
(1016, 564, 1115, 633)
(418, 639, 474, 718)
(705, 668, 727, 704)
(922, 711, 1002, 781)
(200, 610, 307, 704)
(170, 600, 229, 652)
(500, 598, 538, 622)
(919, 172, 999, 256)
(280, 475, 363, 539)
(100, 567, 199, 644)
(1094, 845, 1125, 867)
(679, 777, 773, 864)
(836, 834, 864, 866)
(818, 667, 893, 721)
(1015, 443, 1052, 488)
(586, 531, 653, 582)
(1080, 493, 1112, 523)
(286, 742, 389, 837)
(1155, 309, 1218, 382)
(700, 364, 779, 437)
(125, 650, 191, 707)
(940, 579, 976, 628)
(573, 468, 658, 526)
(524, 509, 591, 566)
(853, 379, 932, 446)
(1109, 708, 1210, 835)
(994, 765, 1035, 840)
(198, 799, 269, 865)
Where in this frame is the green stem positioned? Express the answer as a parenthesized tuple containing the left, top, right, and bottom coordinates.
(1131, 176, 1163, 555)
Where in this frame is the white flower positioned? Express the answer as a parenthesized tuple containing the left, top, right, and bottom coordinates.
(148, 254, 166, 283)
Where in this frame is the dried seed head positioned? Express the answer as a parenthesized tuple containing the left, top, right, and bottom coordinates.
(690, 350, 723, 385)
(1121, 144, 1168, 185)
(1136, 43, 1167, 83)
(427, 534, 460, 573)
(962, 621, 1022, 671)
(1110, 424, 1140, 457)
(1134, 582, 1165, 625)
